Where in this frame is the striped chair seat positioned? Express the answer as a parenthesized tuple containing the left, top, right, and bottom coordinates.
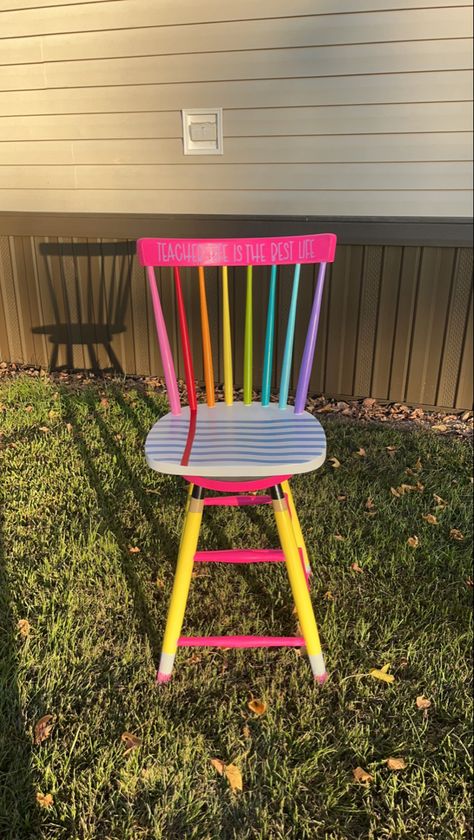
(145, 402, 326, 478)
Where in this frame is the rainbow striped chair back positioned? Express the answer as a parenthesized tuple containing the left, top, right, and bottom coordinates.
(137, 233, 337, 685)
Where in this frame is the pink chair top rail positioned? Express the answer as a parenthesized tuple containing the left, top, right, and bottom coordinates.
(137, 234, 337, 268)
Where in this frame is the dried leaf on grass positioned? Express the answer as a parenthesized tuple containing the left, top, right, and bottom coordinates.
(34, 715, 54, 745)
(355, 448, 367, 457)
(370, 663, 395, 684)
(210, 759, 243, 792)
(353, 766, 373, 784)
(121, 732, 142, 754)
(432, 424, 448, 432)
(450, 529, 465, 541)
(38, 426, 50, 434)
(337, 495, 347, 502)
(416, 695, 431, 711)
(324, 591, 335, 601)
(433, 494, 447, 509)
(328, 457, 341, 469)
(351, 562, 364, 574)
(422, 514, 438, 525)
(248, 698, 267, 716)
(128, 546, 141, 554)
(36, 792, 54, 809)
(386, 757, 407, 771)
(17, 618, 31, 638)
(365, 497, 375, 510)
(334, 534, 346, 542)
(407, 536, 420, 548)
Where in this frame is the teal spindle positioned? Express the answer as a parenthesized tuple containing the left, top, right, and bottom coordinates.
(261, 265, 277, 406)
(279, 264, 301, 410)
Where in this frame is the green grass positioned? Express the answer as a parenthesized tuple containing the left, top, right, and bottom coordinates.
(0, 375, 472, 840)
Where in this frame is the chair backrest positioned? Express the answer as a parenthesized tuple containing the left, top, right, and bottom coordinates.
(136, 234, 337, 416)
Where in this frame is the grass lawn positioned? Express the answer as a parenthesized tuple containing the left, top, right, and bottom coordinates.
(0, 375, 472, 840)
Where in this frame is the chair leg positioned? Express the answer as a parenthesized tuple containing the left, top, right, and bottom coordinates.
(157, 485, 204, 684)
(271, 484, 327, 684)
(281, 479, 311, 578)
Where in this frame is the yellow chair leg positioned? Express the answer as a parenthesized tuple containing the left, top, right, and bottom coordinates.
(281, 479, 311, 577)
(157, 487, 203, 683)
(272, 485, 327, 683)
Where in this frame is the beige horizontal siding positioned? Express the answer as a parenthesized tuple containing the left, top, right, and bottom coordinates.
(1, 162, 471, 190)
(0, 3, 472, 217)
(1, 134, 471, 165)
(2, 40, 471, 91)
(0, 189, 470, 216)
(1, 71, 471, 117)
(0, 102, 472, 141)
(0, 0, 471, 36)
(2, 7, 471, 65)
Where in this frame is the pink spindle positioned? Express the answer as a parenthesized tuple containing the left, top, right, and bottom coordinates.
(146, 266, 181, 415)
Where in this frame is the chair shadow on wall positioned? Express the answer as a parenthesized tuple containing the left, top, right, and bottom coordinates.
(32, 241, 134, 374)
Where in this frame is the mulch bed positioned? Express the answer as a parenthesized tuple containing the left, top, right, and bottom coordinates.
(1, 361, 472, 439)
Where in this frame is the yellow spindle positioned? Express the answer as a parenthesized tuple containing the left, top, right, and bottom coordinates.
(198, 266, 215, 407)
(221, 266, 233, 405)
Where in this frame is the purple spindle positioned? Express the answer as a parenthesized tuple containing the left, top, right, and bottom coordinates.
(294, 262, 327, 414)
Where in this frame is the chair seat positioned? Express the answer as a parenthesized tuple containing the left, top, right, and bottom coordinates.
(145, 402, 326, 478)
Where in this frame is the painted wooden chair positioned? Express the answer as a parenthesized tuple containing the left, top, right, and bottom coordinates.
(137, 234, 337, 684)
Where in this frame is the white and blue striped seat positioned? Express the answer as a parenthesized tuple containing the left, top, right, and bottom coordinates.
(145, 402, 326, 478)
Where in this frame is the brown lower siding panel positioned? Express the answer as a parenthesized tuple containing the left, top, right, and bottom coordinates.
(0, 215, 472, 410)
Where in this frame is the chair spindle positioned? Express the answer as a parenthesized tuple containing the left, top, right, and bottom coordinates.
(173, 267, 197, 412)
(261, 264, 277, 407)
(243, 265, 253, 405)
(146, 266, 181, 415)
(294, 262, 327, 414)
(198, 266, 215, 407)
(279, 264, 301, 410)
(221, 266, 233, 405)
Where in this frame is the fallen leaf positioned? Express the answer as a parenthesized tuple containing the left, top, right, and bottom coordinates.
(121, 732, 142, 754)
(416, 695, 431, 710)
(363, 398, 377, 408)
(36, 792, 54, 809)
(337, 494, 347, 502)
(248, 698, 267, 716)
(391, 487, 401, 498)
(100, 398, 109, 408)
(128, 546, 141, 554)
(351, 562, 364, 574)
(466, 578, 473, 588)
(324, 591, 334, 601)
(399, 483, 419, 494)
(38, 426, 50, 433)
(370, 664, 395, 684)
(25, 405, 33, 413)
(155, 577, 165, 589)
(17, 618, 31, 638)
(432, 424, 447, 432)
(353, 766, 373, 784)
(328, 457, 341, 469)
(210, 759, 243, 792)
(243, 724, 251, 739)
(422, 514, 438, 525)
(450, 529, 465, 541)
(65, 422, 73, 434)
(365, 497, 375, 510)
(407, 536, 420, 548)
(34, 715, 54, 745)
(355, 448, 367, 457)
(386, 757, 407, 771)
(334, 534, 346, 542)
(433, 494, 447, 509)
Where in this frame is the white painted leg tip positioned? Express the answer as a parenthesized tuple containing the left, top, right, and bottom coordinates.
(314, 672, 329, 685)
(156, 672, 172, 685)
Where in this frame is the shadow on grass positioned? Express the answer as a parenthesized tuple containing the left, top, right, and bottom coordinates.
(0, 514, 41, 839)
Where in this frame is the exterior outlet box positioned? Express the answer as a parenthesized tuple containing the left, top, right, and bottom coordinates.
(182, 108, 223, 155)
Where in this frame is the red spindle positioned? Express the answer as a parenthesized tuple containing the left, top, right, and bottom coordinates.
(174, 267, 197, 412)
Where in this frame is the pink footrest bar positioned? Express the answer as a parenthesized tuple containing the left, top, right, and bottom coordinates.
(194, 549, 285, 564)
(203, 494, 272, 507)
(178, 635, 305, 648)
